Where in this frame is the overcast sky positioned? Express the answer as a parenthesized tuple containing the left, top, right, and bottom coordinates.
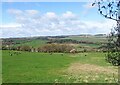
(1, 2, 116, 38)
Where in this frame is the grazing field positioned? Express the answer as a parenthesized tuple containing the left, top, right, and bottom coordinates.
(2, 50, 118, 83)
(14, 39, 47, 48)
(0, 50, 2, 84)
(63, 36, 107, 43)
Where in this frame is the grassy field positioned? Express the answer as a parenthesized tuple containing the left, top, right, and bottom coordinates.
(0, 50, 2, 84)
(3, 35, 107, 47)
(2, 50, 118, 83)
(63, 36, 107, 43)
(14, 39, 47, 48)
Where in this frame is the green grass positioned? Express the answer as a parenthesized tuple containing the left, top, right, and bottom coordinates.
(79, 43, 100, 48)
(2, 50, 118, 83)
(0, 50, 2, 84)
(63, 36, 107, 43)
(14, 40, 47, 48)
(2, 51, 76, 83)
(69, 52, 107, 66)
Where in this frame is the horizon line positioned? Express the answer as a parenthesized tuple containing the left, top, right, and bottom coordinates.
(0, 33, 107, 39)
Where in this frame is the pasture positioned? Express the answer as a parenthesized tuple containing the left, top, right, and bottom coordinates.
(62, 36, 108, 43)
(2, 50, 118, 83)
(14, 39, 47, 48)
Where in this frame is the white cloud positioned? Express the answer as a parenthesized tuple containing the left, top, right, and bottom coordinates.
(82, 20, 116, 34)
(1, 9, 117, 38)
(45, 12, 57, 18)
(62, 11, 77, 19)
(7, 9, 23, 16)
(1, 23, 21, 28)
(25, 10, 39, 16)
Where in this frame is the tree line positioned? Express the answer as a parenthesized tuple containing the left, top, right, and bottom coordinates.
(2, 44, 75, 53)
(47, 39, 102, 45)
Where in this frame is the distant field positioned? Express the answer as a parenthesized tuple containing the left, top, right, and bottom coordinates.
(0, 50, 2, 84)
(2, 50, 118, 83)
(14, 40, 47, 48)
(2, 35, 108, 50)
(63, 36, 107, 43)
(78, 43, 100, 48)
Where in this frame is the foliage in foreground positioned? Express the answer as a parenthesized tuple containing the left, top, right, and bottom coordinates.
(92, 0, 120, 66)
(106, 27, 120, 66)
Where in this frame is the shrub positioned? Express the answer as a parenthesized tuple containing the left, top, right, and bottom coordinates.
(17, 45, 31, 52)
(38, 44, 74, 53)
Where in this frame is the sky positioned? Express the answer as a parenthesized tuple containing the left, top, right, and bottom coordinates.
(1, 2, 117, 38)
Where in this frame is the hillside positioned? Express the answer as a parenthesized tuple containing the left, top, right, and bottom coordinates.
(1, 34, 108, 52)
